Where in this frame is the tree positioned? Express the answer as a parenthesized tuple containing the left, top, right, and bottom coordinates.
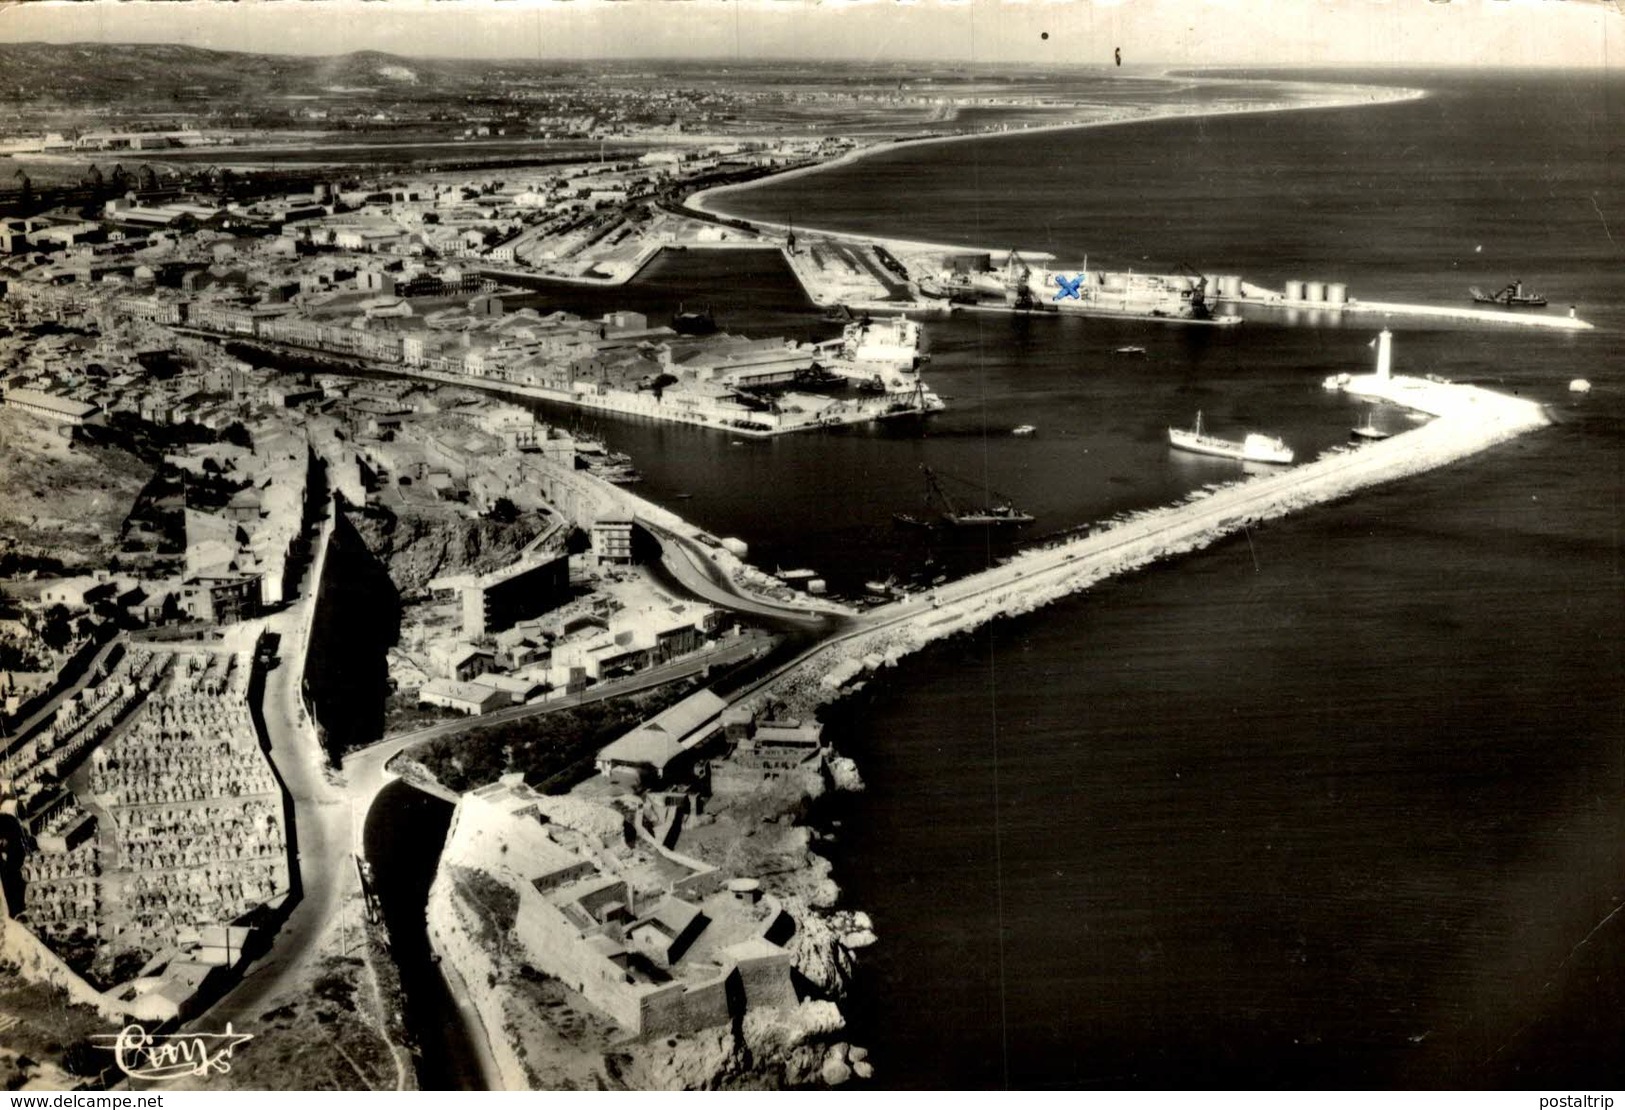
(39, 609, 73, 652)
(110, 164, 128, 191)
(488, 497, 519, 524)
(221, 421, 253, 449)
(84, 164, 103, 189)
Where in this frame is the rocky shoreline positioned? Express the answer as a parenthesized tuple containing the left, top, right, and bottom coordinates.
(421, 756, 879, 1090)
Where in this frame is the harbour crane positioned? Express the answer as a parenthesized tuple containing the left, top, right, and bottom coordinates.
(1176, 261, 1213, 320)
(1003, 250, 1037, 310)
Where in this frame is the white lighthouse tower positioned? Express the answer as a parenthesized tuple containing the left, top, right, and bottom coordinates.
(1374, 329, 1393, 380)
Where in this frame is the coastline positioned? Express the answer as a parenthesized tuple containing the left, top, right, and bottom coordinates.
(688, 78, 1427, 257)
(375, 73, 1551, 1090)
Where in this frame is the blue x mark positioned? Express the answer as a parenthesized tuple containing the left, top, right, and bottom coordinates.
(1053, 273, 1085, 301)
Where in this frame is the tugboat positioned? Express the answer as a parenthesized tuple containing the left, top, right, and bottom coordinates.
(1470, 280, 1548, 308)
(1169, 411, 1294, 465)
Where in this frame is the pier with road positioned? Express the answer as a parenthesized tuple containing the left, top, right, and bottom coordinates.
(682, 364, 1551, 723)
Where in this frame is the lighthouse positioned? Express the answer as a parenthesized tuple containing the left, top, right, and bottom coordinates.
(1374, 329, 1393, 381)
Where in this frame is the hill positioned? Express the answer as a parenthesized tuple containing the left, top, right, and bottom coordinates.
(0, 42, 475, 103)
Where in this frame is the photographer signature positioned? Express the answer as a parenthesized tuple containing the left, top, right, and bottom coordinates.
(91, 1023, 253, 1081)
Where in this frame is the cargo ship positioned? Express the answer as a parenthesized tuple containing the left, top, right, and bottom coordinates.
(816, 315, 942, 407)
(1470, 280, 1548, 308)
(919, 252, 1240, 325)
(1169, 411, 1294, 465)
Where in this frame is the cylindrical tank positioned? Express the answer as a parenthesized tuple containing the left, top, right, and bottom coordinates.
(1304, 281, 1326, 303)
(808, 579, 827, 595)
(1203, 274, 1221, 298)
(1326, 282, 1348, 305)
(721, 537, 749, 558)
(313, 181, 332, 202)
(1283, 279, 1305, 302)
(1221, 275, 1244, 299)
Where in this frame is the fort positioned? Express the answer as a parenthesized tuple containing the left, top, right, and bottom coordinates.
(431, 776, 799, 1040)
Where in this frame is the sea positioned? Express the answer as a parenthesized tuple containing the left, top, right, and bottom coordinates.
(370, 69, 1624, 1089)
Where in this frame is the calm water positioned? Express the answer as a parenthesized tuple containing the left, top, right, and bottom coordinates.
(381, 70, 1623, 1089)
(711, 69, 1625, 1089)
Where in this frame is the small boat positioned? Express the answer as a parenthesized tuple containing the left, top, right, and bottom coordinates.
(1569, 378, 1592, 394)
(1350, 409, 1390, 442)
(1011, 424, 1037, 436)
(674, 492, 694, 499)
(1470, 280, 1548, 308)
(1169, 411, 1294, 465)
(1114, 345, 1147, 356)
(893, 512, 932, 528)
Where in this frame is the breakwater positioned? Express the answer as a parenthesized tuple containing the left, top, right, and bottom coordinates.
(740, 379, 1549, 715)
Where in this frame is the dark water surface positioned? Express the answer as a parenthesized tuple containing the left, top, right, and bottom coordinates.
(375, 70, 1623, 1089)
(710, 69, 1625, 1090)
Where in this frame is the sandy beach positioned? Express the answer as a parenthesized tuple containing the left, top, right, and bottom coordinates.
(688, 76, 1427, 257)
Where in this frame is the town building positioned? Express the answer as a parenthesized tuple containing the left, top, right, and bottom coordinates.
(419, 678, 509, 716)
(592, 517, 635, 565)
(179, 574, 261, 625)
(458, 551, 571, 639)
(595, 688, 728, 786)
(3, 388, 100, 427)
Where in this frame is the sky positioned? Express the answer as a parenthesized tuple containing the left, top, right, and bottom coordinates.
(0, 0, 1616, 68)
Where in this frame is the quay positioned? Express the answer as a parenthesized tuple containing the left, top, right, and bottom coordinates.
(189, 330, 939, 440)
(1221, 291, 1595, 332)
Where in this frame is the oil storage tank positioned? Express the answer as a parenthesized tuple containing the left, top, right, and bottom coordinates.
(1304, 281, 1326, 303)
(1220, 275, 1244, 300)
(1326, 282, 1349, 305)
(1283, 279, 1305, 302)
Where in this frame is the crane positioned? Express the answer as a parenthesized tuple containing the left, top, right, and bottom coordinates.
(919, 466, 1033, 527)
(1177, 261, 1212, 320)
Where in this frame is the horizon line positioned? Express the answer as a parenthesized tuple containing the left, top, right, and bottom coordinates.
(0, 40, 1614, 70)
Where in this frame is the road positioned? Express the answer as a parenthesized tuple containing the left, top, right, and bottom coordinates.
(636, 517, 842, 629)
(339, 630, 774, 849)
(186, 514, 353, 1036)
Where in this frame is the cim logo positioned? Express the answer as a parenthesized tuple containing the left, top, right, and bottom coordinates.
(1052, 273, 1087, 301)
